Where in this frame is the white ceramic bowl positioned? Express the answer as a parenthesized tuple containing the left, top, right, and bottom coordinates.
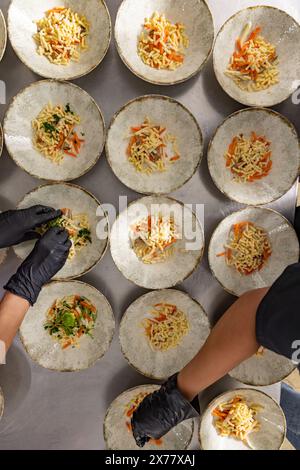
(199, 389, 286, 450)
(208, 207, 299, 297)
(4, 80, 105, 182)
(213, 6, 300, 107)
(120, 289, 210, 379)
(110, 195, 204, 289)
(14, 182, 109, 280)
(0, 387, 4, 421)
(115, 0, 214, 85)
(208, 108, 300, 205)
(104, 384, 194, 450)
(0, 9, 7, 63)
(8, 0, 111, 80)
(106, 95, 203, 194)
(20, 280, 115, 371)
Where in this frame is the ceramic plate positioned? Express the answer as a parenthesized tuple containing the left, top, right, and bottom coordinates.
(199, 389, 286, 450)
(19, 280, 115, 371)
(4, 80, 105, 181)
(106, 95, 203, 194)
(120, 289, 210, 379)
(213, 6, 300, 107)
(104, 384, 194, 450)
(115, 0, 214, 85)
(208, 108, 300, 205)
(110, 195, 204, 289)
(208, 207, 299, 296)
(0, 387, 4, 421)
(8, 0, 111, 80)
(14, 182, 109, 280)
(0, 9, 7, 63)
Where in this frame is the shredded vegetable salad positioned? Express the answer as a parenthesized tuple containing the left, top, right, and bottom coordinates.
(143, 303, 189, 352)
(127, 117, 180, 174)
(37, 208, 91, 260)
(212, 395, 262, 443)
(32, 103, 85, 164)
(226, 22, 279, 91)
(44, 295, 97, 349)
(217, 221, 272, 275)
(125, 392, 163, 445)
(138, 12, 189, 70)
(130, 213, 180, 264)
(34, 7, 89, 65)
(225, 132, 272, 183)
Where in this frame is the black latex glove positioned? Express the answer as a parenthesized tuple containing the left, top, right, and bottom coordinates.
(131, 374, 198, 448)
(4, 227, 71, 306)
(0, 206, 62, 249)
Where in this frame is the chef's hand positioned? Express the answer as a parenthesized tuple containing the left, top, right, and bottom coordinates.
(131, 374, 198, 448)
(4, 227, 71, 305)
(0, 206, 62, 249)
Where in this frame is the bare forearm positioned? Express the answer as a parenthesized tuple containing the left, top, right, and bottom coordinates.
(177, 287, 269, 401)
(0, 292, 30, 352)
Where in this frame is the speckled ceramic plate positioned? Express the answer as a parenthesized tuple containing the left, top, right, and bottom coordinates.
(208, 207, 299, 297)
(0, 387, 4, 421)
(19, 281, 115, 371)
(104, 384, 194, 450)
(199, 389, 286, 450)
(0, 122, 3, 159)
(0, 9, 7, 63)
(8, 0, 111, 80)
(213, 6, 300, 107)
(115, 0, 214, 85)
(106, 95, 203, 194)
(110, 196, 204, 289)
(14, 183, 109, 280)
(229, 348, 296, 387)
(119, 289, 210, 380)
(4, 80, 105, 181)
(208, 108, 300, 205)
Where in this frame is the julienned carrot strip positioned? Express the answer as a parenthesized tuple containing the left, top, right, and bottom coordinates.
(64, 150, 77, 158)
(131, 126, 142, 133)
(170, 155, 180, 161)
(247, 26, 261, 42)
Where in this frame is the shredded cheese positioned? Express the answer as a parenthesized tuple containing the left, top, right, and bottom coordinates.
(130, 213, 180, 264)
(33, 7, 89, 65)
(127, 117, 180, 174)
(138, 12, 189, 70)
(212, 395, 263, 443)
(226, 24, 279, 92)
(225, 132, 272, 183)
(143, 303, 189, 352)
(217, 221, 272, 275)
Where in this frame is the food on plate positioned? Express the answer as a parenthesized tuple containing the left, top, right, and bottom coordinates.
(124, 391, 163, 445)
(127, 117, 180, 174)
(33, 7, 89, 65)
(138, 12, 189, 70)
(143, 303, 189, 352)
(130, 213, 180, 264)
(37, 208, 91, 260)
(217, 221, 272, 275)
(212, 395, 262, 443)
(32, 103, 84, 164)
(226, 22, 279, 91)
(44, 294, 97, 349)
(256, 346, 265, 357)
(225, 132, 272, 183)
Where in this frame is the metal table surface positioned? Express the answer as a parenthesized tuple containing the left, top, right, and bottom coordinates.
(0, 0, 299, 450)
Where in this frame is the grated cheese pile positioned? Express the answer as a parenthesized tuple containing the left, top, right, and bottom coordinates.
(225, 131, 272, 183)
(217, 221, 272, 275)
(127, 117, 180, 174)
(138, 12, 189, 70)
(33, 7, 89, 65)
(143, 303, 189, 352)
(212, 395, 262, 443)
(226, 22, 279, 92)
(32, 103, 84, 164)
(130, 213, 179, 264)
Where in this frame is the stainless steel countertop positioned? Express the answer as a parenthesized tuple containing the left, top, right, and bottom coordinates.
(0, 0, 299, 450)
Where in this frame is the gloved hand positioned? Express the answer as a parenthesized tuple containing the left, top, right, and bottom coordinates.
(4, 227, 71, 306)
(0, 206, 62, 249)
(131, 374, 198, 448)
